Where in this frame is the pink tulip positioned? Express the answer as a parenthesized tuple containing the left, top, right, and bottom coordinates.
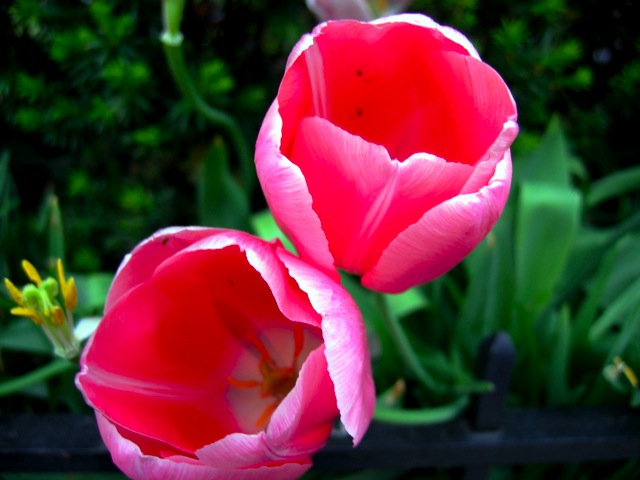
(255, 14, 518, 293)
(76, 227, 374, 480)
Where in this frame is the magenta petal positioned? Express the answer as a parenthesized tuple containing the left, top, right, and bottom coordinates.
(371, 14, 480, 59)
(198, 348, 336, 467)
(255, 102, 339, 283)
(105, 227, 220, 313)
(78, 269, 242, 454)
(363, 153, 512, 293)
(97, 413, 311, 480)
(278, 249, 375, 444)
(266, 347, 338, 456)
(291, 116, 473, 275)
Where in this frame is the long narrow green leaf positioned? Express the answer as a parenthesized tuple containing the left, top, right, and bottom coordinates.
(586, 165, 640, 208)
(590, 276, 640, 342)
(515, 182, 581, 319)
(0, 359, 77, 397)
(514, 116, 574, 187)
(197, 137, 251, 231)
(546, 306, 579, 405)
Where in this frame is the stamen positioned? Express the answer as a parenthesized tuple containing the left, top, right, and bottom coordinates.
(4, 278, 24, 305)
(57, 259, 78, 311)
(255, 403, 278, 429)
(228, 327, 306, 429)
(11, 306, 42, 325)
(21, 260, 42, 287)
(50, 306, 65, 327)
(227, 377, 261, 389)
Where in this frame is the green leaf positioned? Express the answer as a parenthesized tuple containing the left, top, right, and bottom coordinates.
(74, 272, 114, 314)
(0, 359, 77, 397)
(515, 182, 581, 319)
(515, 116, 574, 187)
(586, 166, 640, 208)
(600, 233, 640, 306)
(0, 319, 51, 355)
(546, 306, 582, 405)
(387, 287, 428, 319)
(197, 137, 251, 231)
(589, 276, 640, 343)
(461, 203, 516, 339)
(558, 212, 640, 301)
(250, 209, 296, 254)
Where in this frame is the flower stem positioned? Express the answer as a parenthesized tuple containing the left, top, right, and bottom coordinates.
(374, 291, 444, 393)
(374, 395, 469, 425)
(0, 359, 77, 397)
(160, 0, 254, 192)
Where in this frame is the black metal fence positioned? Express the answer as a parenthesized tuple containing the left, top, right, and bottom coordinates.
(2, 333, 639, 479)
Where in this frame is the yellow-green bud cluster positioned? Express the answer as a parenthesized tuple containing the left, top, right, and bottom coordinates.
(4, 259, 80, 360)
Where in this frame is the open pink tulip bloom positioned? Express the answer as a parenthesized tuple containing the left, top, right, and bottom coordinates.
(256, 14, 518, 293)
(76, 227, 374, 480)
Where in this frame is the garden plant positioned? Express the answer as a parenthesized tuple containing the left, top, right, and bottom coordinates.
(1, 0, 639, 479)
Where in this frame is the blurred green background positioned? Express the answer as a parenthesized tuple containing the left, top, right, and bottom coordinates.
(1, 0, 639, 478)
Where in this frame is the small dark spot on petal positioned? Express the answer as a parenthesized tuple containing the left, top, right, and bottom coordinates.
(227, 278, 235, 286)
(356, 108, 363, 116)
(162, 238, 170, 245)
(356, 69, 363, 76)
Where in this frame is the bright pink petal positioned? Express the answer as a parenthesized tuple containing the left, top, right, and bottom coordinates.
(279, 19, 509, 164)
(198, 347, 336, 466)
(105, 227, 221, 313)
(255, 102, 338, 283)
(371, 14, 480, 59)
(266, 346, 338, 456)
(291, 116, 473, 275)
(97, 413, 311, 480)
(278, 248, 375, 444)
(78, 266, 243, 455)
(363, 153, 513, 293)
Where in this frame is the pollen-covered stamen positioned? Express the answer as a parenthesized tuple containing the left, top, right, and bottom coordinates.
(57, 259, 78, 311)
(4, 278, 24, 306)
(4, 259, 80, 359)
(228, 324, 306, 428)
(21, 260, 43, 287)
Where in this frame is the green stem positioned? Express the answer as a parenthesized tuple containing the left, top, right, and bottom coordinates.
(374, 395, 469, 425)
(0, 359, 77, 397)
(374, 291, 443, 393)
(160, 2, 254, 192)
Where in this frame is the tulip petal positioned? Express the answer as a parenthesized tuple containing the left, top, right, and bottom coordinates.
(363, 153, 512, 293)
(278, 248, 375, 444)
(198, 347, 336, 466)
(371, 13, 480, 59)
(279, 19, 511, 164)
(266, 346, 338, 456)
(97, 413, 311, 480)
(78, 268, 242, 455)
(255, 102, 339, 283)
(291, 116, 472, 275)
(105, 227, 219, 313)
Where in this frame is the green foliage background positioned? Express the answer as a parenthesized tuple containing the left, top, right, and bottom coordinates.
(1, 0, 639, 478)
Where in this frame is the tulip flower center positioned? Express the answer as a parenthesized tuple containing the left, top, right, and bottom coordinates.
(228, 323, 305, 428)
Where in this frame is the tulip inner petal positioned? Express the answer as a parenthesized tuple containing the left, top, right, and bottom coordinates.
(279, 21, 516, 165)
(79, 246, 322, 455)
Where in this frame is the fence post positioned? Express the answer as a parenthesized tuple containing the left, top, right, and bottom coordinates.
(463, 331, 516, 480)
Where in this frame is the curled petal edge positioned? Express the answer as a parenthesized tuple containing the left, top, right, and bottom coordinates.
(363, 152, 512, 293)
(255, 101, 339, 283)
(277, 248, 376, 445)
(96, 413, 311, 480)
